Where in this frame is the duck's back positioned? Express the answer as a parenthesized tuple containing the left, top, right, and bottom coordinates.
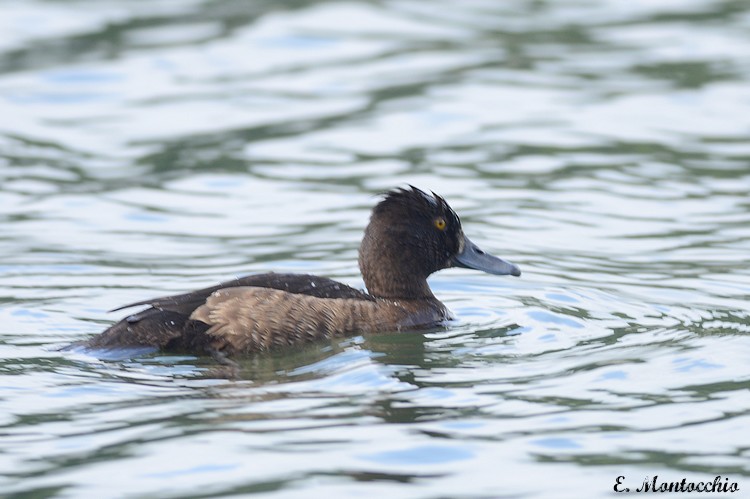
(87, 273, 447, 355)
(88, 273, 374, 353)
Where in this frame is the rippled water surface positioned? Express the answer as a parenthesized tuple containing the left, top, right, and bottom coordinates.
(2, 0, 749, 497)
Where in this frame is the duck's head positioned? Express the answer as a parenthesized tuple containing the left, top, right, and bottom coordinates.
(359, 186, 521, 299)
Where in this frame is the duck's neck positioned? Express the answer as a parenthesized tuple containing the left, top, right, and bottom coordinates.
(362, 267, 434, 300)
(359, 237, 435, 300)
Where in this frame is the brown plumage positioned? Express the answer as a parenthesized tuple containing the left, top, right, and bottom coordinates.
(85, 186, 521, 356)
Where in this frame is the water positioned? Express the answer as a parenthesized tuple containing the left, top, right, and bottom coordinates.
(1, 0, 749, 497)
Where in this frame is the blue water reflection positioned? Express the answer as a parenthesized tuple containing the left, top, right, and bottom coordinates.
(360, 445, 475, 465)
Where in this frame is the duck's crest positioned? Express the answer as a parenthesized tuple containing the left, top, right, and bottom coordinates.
(375, 185, 455, 220)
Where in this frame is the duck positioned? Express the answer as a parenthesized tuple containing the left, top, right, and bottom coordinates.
(87, 186, 520, 356)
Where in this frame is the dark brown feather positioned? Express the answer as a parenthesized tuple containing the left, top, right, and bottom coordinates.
(189, 287, 448, 355)
(110, 272, 372, 313)
(86, 309, 192, 349)
(87, 273, 374, 351)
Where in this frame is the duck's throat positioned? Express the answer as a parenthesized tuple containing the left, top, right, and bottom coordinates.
(359, 261, 434, 299)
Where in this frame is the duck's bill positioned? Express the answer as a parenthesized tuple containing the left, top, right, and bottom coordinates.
(453, 235, 521, 277)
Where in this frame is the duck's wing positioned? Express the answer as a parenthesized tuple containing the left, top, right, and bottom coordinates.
(188, 287, 450, 355)
(189, 287, 385, 354)
(86, 273, 371, 350)
(110, 272, 372, 315)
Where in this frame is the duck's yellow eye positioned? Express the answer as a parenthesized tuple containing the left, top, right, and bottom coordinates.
(434, 217, 447, 230)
